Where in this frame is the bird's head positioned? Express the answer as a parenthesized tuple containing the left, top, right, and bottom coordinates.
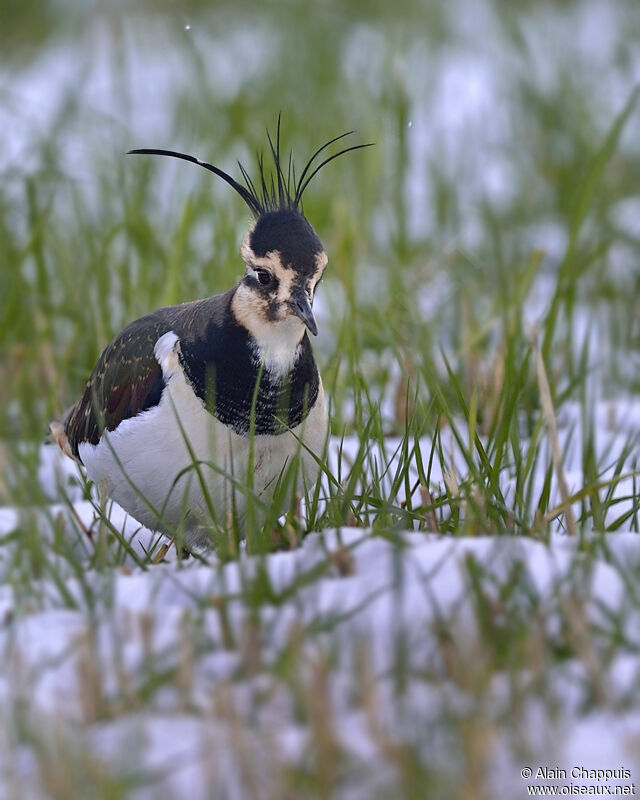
(128, 119, 370, 358)
(235, 209, 326, 340)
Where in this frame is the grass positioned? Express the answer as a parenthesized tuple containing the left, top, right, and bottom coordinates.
(1, 0, 640, 797)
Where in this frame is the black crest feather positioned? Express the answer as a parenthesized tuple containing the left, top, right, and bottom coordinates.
(128, 115, 372, 218)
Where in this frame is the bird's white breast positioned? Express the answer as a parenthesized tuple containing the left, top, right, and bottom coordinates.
(78, 331, 327, 544)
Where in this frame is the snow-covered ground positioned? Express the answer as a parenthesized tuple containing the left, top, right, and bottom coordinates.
(1, 399, 639, 797)
(2, 530, 640, 797)
(2, 529, 640, 797)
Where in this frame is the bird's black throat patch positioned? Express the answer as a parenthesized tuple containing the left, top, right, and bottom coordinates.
(179, 304, 320, 437)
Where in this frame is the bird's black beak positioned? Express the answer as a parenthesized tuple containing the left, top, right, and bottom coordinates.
(288, 289, 318, 336)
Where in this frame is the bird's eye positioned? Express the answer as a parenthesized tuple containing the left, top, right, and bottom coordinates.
(255, 269, 272, 286)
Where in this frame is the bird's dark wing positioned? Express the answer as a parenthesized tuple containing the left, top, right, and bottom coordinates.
(63, 314, 174, 461)
(61, 292, 234, 462)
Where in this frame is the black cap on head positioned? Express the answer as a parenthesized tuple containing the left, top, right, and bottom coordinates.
(250, 210, 323, 275)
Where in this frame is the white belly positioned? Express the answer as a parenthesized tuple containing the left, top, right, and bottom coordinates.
(78, 334, 328, 544)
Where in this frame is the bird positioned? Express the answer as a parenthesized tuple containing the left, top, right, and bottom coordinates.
(50, 122, 370, 548)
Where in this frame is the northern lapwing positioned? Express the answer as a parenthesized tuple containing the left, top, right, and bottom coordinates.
(51, 124, 370, 547)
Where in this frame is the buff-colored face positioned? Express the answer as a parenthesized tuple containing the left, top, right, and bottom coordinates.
(239, 232, 326, 328)
(232, 210, 328, 343)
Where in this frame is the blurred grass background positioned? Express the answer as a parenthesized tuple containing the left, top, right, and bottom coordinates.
(2, 0, 639, 449)
(1, 3, 640, 797)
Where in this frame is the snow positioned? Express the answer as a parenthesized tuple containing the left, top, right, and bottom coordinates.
(1, 401, 640, 795)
